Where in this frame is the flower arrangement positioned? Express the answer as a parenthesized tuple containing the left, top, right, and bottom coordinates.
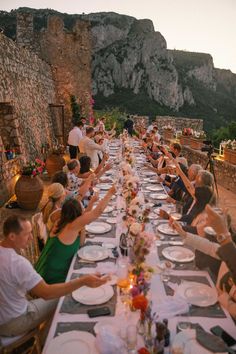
(21, 158, 45, 177)
(182, 128, 193, 136)
(221, 139, 236, 150)
(193, 130, 206, 139)
(163, 124, 174, 131)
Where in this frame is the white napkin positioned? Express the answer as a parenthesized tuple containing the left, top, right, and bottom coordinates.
(95, 328, 127, 354)
(152, 294, 189, 320)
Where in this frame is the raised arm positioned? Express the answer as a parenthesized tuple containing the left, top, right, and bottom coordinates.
(70, 185, 116, 232)
(173, 160, 195, 199)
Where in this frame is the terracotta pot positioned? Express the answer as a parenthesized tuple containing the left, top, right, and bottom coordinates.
(45, 153, 65, 177)
(15, 175, 44, 210)
(190, 138, 204, 150)
(179, 136, 191, 146)
(224, 148, 236, 165)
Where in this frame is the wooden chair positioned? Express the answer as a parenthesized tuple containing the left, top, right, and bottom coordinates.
(20, 213, 44, 265)
(0, 327, 41, 354)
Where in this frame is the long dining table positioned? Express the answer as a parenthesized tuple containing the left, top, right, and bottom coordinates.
(43, 139, 236, 354)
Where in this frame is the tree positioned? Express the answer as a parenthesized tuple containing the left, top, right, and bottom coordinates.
(70, 95, 81, 125)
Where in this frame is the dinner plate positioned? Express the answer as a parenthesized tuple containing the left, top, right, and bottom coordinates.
(72, 284, 114, 305)
(169, 212, 182, 220)
(143, 171, 156, 176)
(103, 206, 114, 213)
(146, 185, 163, 192)
(149, 193, 167, 200)
(176, 281, 218, 307)
(45, 331, 98, 354)
(96, 183, 112, 190)
(162, 246, 195, 263)
(148, 212, 159, 220)
(78, 245, 109, 261)
(157, 223, 179, 235)
(106, 217, 117, 224)
(85, 222, 112, 234)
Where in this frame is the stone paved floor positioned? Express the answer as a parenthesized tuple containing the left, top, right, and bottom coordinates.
(0, 181, 235, 239)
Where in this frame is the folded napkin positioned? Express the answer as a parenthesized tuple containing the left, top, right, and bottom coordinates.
(152, 294, 189, 320)
(196, 328, 229, 353)
(95, 328, 127, 354)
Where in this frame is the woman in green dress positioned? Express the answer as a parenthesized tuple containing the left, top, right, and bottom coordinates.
(35, 185, 116, 284)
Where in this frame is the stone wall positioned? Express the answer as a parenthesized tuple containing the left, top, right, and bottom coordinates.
(0, 33, 56, 160)
(182, 146, 236, 193)
(155, 116, 203, 133)
(16, 13, 92, 135)
(0, 33, 56, 204)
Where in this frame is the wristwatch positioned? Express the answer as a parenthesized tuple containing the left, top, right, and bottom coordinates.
(216, 232, 231, 244)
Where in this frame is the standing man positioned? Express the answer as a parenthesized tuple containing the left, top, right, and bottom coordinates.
(124, 115, 134, 136)
(79, 126, 105, 169)
(67, 121, 84, 159)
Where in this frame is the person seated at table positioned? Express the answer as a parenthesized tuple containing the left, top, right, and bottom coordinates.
(173, 205, 236, 319)
(0, 215, 109, 337)
(79, 155, 112, 181)
(35, 184, 116, 284)
(41, 183, 66, 233)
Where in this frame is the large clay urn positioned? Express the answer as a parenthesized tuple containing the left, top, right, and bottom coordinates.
(15, 175, 44, 210)
(45, 153, 65, 177)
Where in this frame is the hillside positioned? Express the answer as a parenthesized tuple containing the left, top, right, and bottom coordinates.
(0, 8, 236, 131)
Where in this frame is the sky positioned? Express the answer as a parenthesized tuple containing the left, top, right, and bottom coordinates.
(1, 0, 236, 73)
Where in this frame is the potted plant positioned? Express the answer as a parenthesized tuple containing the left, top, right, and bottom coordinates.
(222, 140, 236, 165)
(15, 159, 45, 210)
(189, 131, 206, 150)
(45, 144, 66, 177)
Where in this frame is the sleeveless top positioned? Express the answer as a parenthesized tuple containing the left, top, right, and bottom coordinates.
(35, 234, 80, 284)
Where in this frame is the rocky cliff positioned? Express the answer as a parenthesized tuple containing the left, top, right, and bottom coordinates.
(0, 8, 236, 129)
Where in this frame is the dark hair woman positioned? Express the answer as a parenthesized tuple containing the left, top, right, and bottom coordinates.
(35, 185, 116, 284)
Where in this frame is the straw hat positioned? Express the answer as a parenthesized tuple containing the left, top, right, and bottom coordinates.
(47, 183, 65, 199)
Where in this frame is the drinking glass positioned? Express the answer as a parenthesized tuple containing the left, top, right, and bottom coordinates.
(126, 325, 137, 351)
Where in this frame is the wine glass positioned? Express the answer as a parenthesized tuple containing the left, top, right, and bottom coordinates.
(126, 325, 137, 352)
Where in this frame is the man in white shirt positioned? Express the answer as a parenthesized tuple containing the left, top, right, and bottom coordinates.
(79, 126, 105, 169)
(67, 121, 84, 159)
(0, 215, 108, 337)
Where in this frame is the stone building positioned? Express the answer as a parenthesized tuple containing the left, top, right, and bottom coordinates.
(0, 13, 92, 205)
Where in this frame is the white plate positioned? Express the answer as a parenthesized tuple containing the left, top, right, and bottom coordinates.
(78, 245, 109, 261)
(106, 217, 117, 224)
(106, 274, 118, 286)
(45, 331, 98, 354)
(150, 193, 167, 200)
(149, 212, 159, 220)
(96, 183, 112, 190)
(72, 284, 114, 305)
(85, 222, 112, 234)
(146, 185, 163, 192)
(176, 281, 218, 307)
(103, 206, 114, 213)
(157, 223, 179, 235)
(169, 212, 182, 220)
(143, 171, 156, 176)
(162, 246, 195, 263)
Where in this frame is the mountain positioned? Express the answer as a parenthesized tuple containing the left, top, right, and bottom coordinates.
(0, 8, 236, 130)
